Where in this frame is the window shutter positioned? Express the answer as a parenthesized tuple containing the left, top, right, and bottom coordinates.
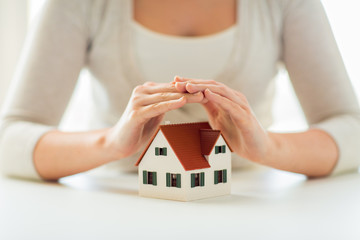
(166, 173, 170, 187)
(223, 169, 227, 183)
(153, 172, 157, 186)
(143, 170, 148, 184)
(176, 174, 181, 188)
(214, 171, 218, 184)
(191, 173, 195, 188)
(200, 172, 205, 186)
(163, 147, 167, 156)
(222, 145, 226, 153)
(155, 147, 159, 156)
(215, 146, 219, 154)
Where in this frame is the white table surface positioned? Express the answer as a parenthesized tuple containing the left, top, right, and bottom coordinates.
(1, 165, 359, 240)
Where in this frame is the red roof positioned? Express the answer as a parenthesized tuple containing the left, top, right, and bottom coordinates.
(200, 129, 221, 155)
(135, 122, 232, 171)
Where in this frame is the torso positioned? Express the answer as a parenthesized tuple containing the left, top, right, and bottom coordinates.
(133, 0, 237, 37)
(85, 0, 282, 169)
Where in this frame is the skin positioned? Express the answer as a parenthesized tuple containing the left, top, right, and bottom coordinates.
(173, 77, 338, 177)
(133, 0, 236, 37)
(34, 82, 204, 180)
(34, 0, 338, 180)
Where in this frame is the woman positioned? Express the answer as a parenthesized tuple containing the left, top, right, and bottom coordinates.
(1, 0, 359, 180)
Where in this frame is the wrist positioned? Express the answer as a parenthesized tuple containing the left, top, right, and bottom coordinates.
(96, 128, 122, 162)
(259, 132, 283, 165)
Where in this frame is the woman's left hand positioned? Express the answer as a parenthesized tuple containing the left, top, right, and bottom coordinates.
(173, 76, 274, 163)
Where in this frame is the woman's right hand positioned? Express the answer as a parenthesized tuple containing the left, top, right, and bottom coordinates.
(104, 81, 204, 160)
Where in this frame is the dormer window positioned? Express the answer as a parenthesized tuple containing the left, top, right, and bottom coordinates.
(155, 147, 167, 156)
(215, 145, 226, 154)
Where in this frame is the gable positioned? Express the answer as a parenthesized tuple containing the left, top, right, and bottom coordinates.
(211, 134, 230, 155)
(137, 130, 185, 172)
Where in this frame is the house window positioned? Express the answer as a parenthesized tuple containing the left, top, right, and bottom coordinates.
(215, 145, 226, 154)
(155, 147, 167, 156)
(191, 172, 205, 188)
(143, 170, 157, 186)
(166, 173, 181, 188)
(214, 169, 227, 184)
(148, 172, 153, 185)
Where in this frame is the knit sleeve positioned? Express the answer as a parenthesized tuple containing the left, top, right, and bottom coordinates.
(0, 0, 90, 180)
(281, 0, 360, 174)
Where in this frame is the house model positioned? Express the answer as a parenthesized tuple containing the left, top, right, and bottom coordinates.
(135, 122, 232, 201)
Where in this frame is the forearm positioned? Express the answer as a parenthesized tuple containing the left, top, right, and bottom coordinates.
(33, 82, 201, 181)
(34, 129, 116, 180)
(265, 129, 338, 177)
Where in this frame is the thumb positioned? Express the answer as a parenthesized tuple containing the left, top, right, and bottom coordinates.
(202, 101, 219, 118)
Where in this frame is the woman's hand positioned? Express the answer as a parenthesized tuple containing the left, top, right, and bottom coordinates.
(174, 76, 274, 163)
(104, 81, 204, 160)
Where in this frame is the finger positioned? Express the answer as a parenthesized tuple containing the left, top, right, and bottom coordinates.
(142, 82, 179, 94)
(202, 100, 219, 118)
(140, 96, 187, 120)
(174, 76, 217, 85)
(173, 80, 209, 103)
(204, 88, 247, 118)
(187, 82, 245, 107)
(174, 82, 208, 104)
(185, 82, 218, 94)
(234, 91, 250, 105)
(173, 77, 246, 106)
(142, 81, 157, 87)
(174, 82, 187, 93)
(136, 91, 204, 106)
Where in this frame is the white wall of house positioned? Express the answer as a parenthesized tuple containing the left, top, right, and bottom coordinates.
(207, 135, 232, 173)
(186, 135, 231, 201)
(138, 130, 187, 201)
(138, 132, 231, 201)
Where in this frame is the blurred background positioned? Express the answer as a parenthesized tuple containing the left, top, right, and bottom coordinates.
(0, 0, 359, 132)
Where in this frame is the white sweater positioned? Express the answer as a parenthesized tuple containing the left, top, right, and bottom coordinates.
(1, 0, 359, 180)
